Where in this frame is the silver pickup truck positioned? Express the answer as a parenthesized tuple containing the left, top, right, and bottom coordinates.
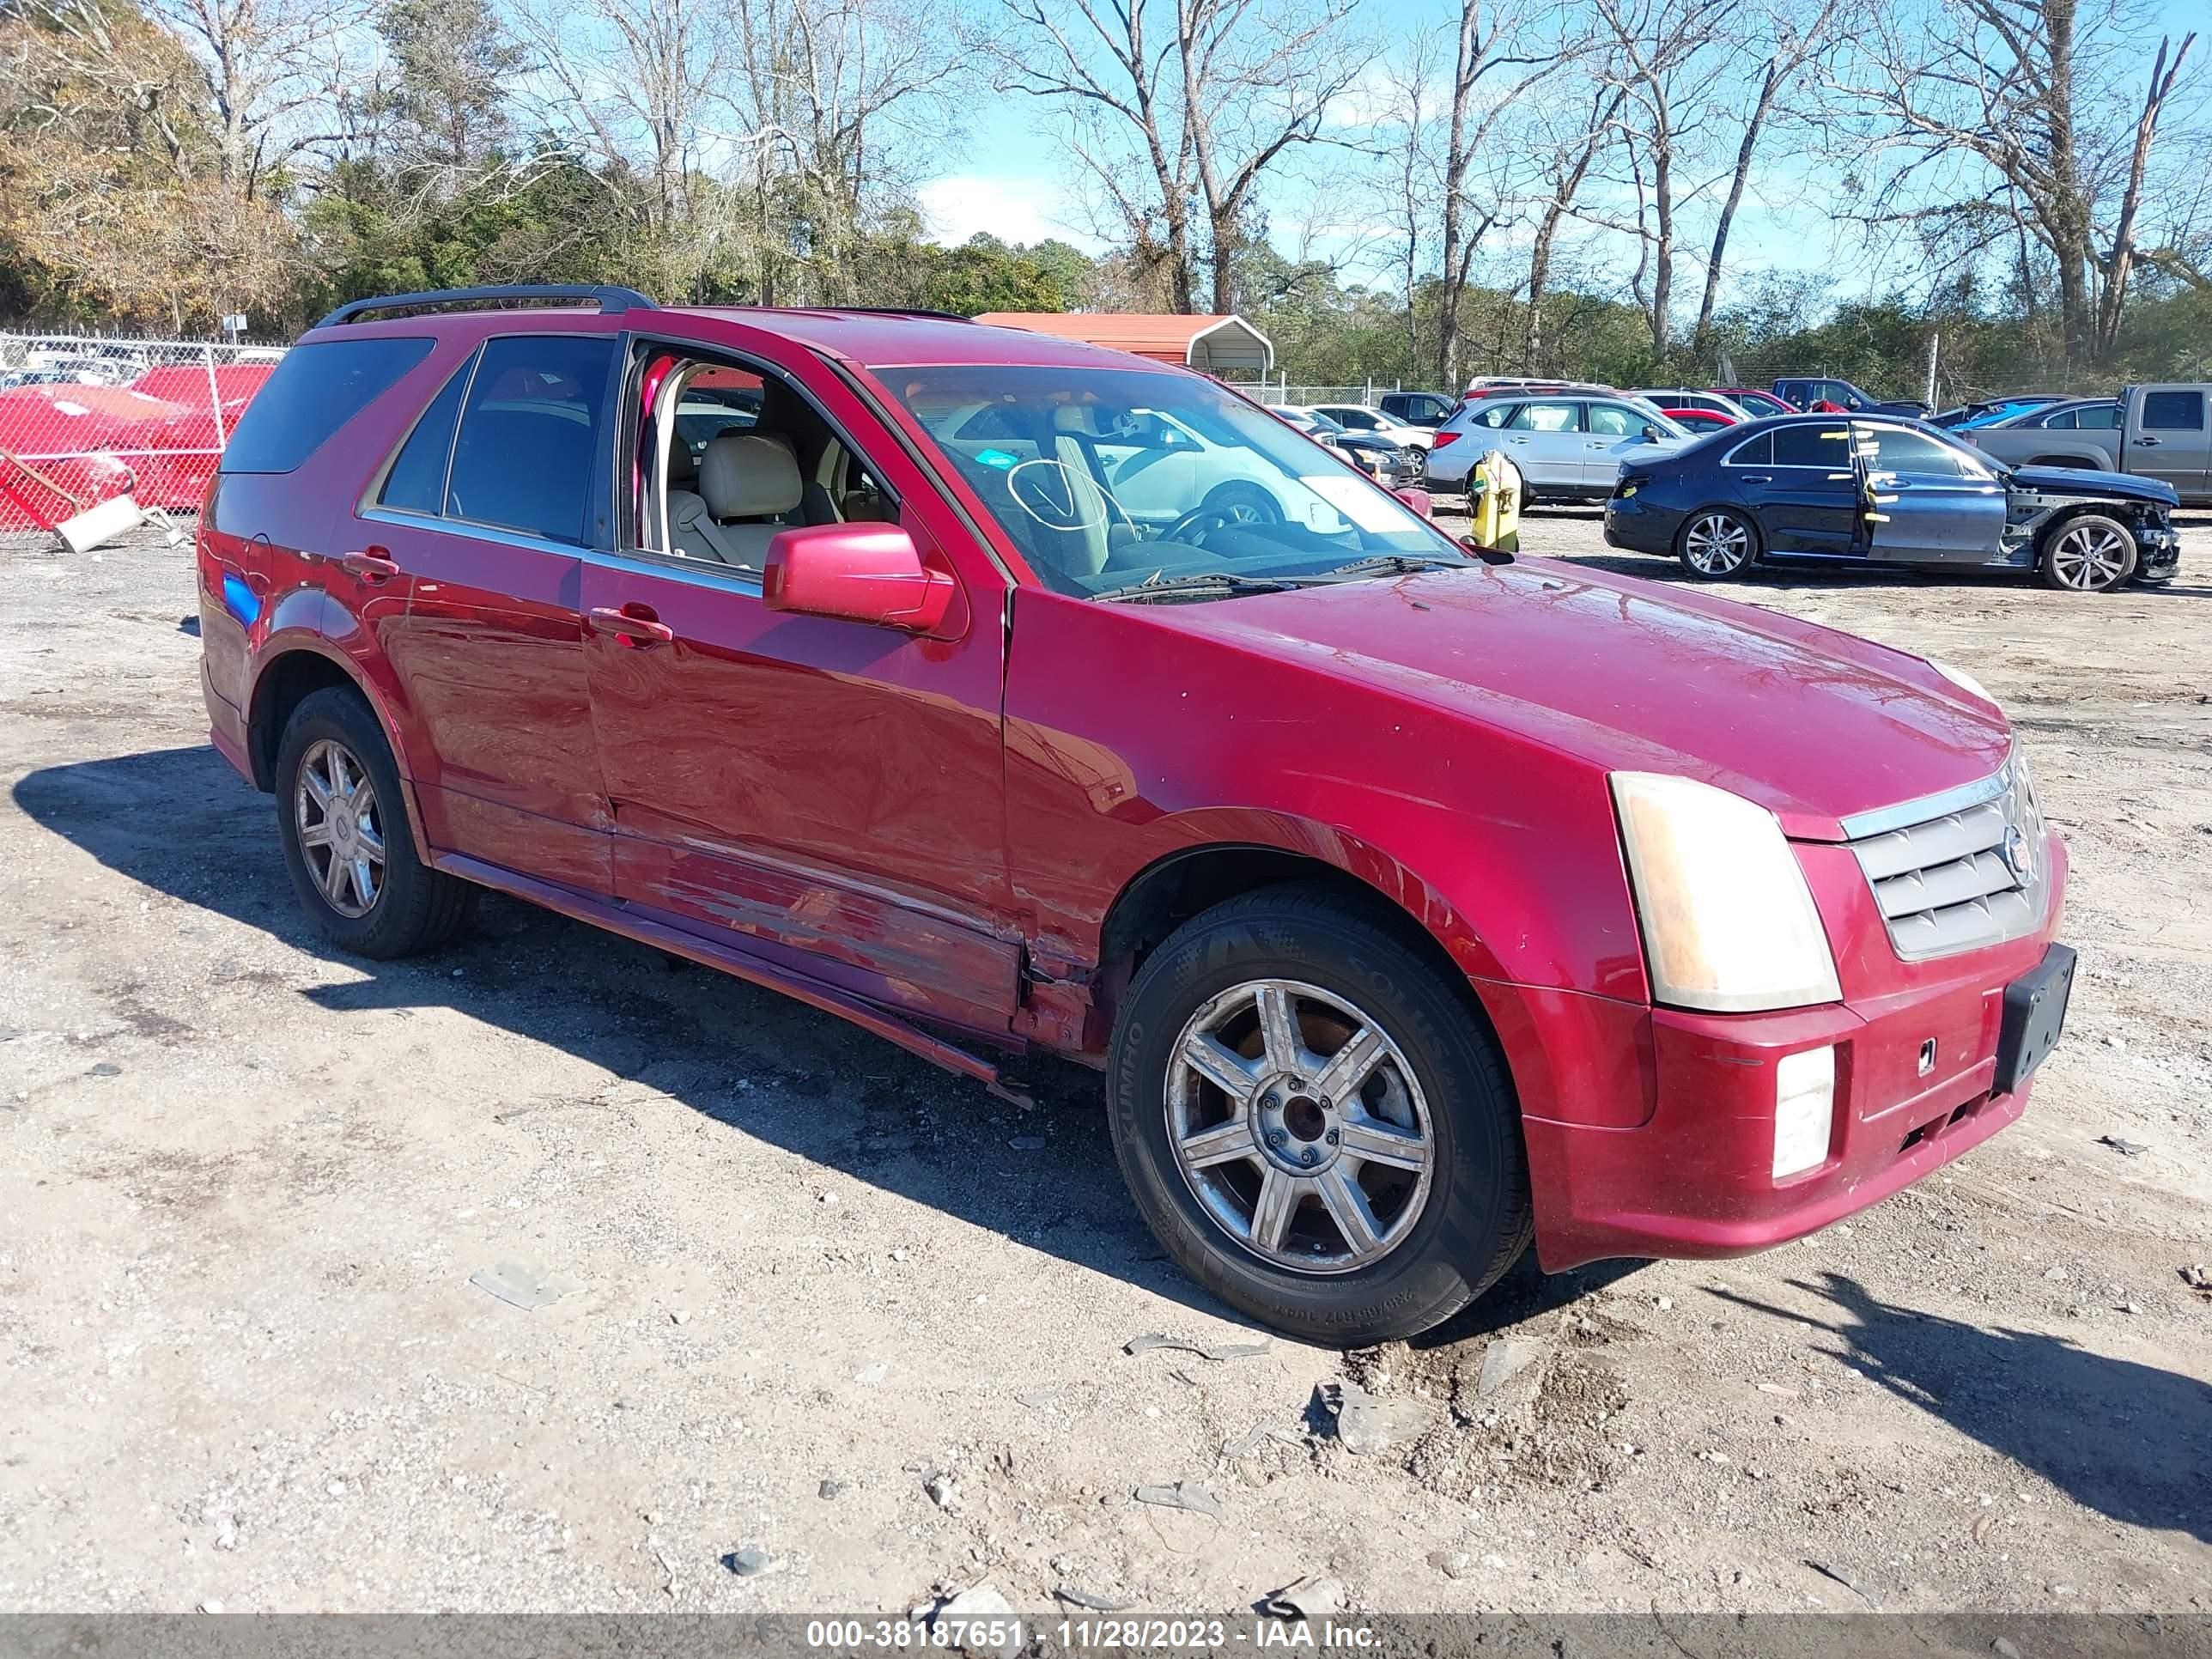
(1962, 385, 2212, 504)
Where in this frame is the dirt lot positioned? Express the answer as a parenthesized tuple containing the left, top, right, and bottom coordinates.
(2, 507, 2209, 1619)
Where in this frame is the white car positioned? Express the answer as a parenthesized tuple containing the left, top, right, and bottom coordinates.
(1308, 403, 1434, 452)
(1426, 392, 1692, 499)
(1632, 388, 1752, 421)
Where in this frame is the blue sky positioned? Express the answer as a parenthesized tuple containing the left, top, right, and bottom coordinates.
(918, 0, 2208, 305)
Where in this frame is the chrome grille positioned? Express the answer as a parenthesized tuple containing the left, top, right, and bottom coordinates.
(1844, 757, 2051, 961)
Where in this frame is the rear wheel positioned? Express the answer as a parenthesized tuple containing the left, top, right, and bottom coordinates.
(2039, 513, 2137, 592)
(1676, 507, 1759, 579)
(275, 686, 478, 957)
(1106, 884, 1531, 1346)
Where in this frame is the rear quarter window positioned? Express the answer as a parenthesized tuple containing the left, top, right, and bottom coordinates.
(220, 337, 434, 473)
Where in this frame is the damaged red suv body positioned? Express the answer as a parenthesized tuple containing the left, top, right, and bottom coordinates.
(198, 285, 2074, 1344)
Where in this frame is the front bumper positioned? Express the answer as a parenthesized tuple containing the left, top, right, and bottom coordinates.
(2138, 520, 2180, 582)
(1501, 844, 2069, 1272)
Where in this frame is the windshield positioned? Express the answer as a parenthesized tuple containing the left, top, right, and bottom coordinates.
(881, 366, 1467, 598)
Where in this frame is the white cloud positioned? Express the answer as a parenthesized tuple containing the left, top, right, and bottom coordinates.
(916, 173, 1102, 252)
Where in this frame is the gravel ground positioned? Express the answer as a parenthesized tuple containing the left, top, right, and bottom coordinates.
(1, 508, 2208, 1617)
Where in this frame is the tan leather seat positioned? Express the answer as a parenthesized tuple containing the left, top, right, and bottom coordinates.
(672, 432, 801, 568)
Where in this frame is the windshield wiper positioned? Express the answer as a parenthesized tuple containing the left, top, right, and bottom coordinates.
(1092, 571, 1334, 604)
(1321, 553, 1474, 579)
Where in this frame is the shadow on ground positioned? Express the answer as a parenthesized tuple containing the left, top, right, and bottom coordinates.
(1716, 1271, 2212, 1544)
(14, 744, 1232, 1328)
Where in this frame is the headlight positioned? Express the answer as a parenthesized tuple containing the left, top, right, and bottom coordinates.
(1611, 772, 1843, 1013)
(1926, 656, 1998, 710)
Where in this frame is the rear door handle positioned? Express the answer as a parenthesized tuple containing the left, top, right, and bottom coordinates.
(338, 550, 400, 581)
(589, 604, 675, 646)
(2133, 436, 2161, 447)
(1741, 473, 1772, 483)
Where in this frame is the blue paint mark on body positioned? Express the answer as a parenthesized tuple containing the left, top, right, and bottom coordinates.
(221, 571, 261, 627)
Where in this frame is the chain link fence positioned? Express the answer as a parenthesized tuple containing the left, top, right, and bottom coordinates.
(0, 331, 286, 533)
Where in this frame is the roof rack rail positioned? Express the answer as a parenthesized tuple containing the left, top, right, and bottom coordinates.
(817, 307, 975, 323)
(314, 284, 658, 329)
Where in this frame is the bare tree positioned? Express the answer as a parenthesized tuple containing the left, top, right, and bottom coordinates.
(1521, 74, 1623, 369)
(1690, 0, 1840, 351)
(1572, 0, 1740, 360)
(981, 0, 1371, 313)
(1830, 0, 2203, 362)
(145, 0, 374, 196)
(1389, 0, 1565, 386)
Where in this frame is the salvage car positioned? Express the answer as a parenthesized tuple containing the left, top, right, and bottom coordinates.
(1958, 385, 2210, 504)
(1604, 413, 2180, 591)
(1273, 405, 1421, 485)
(199, 285, 2076, 1344)
(1773, 377, 1930, 416)
(1427, 391, 1691, 500)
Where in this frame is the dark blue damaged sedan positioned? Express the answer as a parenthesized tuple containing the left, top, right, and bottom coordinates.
(1602, 414, 2180, 593)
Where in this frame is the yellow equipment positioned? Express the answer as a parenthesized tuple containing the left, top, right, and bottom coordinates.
(1468, 448, 1522, 552)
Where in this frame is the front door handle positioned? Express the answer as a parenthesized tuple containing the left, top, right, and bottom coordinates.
(2133, 436, 2161, 447)
(339, 549, 400, 581)
(589, 604, 675, 647)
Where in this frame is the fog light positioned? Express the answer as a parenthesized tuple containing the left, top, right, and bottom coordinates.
(1773, 1046, 1836, 1179)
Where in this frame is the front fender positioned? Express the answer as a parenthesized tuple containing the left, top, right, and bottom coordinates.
(1002, 588, 1652, 1007)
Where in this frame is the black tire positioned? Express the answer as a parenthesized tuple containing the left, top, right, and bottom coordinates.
(1203, 481, 1285, 525)
(1674, 505, 1759, 580)
(275, 685, 478, 957)
(1105, 883, 1532, 1346)
(2036, 512, 2139, 592)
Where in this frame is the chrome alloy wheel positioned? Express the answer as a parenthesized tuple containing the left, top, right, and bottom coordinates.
(1165, 979, 1436, 1274)
(2045, 520, 2131, 591)
(1682, 511, 1753, 574)
(295, 738, 385, 918)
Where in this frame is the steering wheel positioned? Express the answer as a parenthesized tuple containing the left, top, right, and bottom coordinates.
(1162, 486, 1285, 544)
(1162, 502, 1237, 544)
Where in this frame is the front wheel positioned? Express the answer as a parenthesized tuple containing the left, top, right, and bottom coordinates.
(2039, 514, 2138, 592)
(1105, 884, 1532, 1346)
(1676, 507, 1759, 579)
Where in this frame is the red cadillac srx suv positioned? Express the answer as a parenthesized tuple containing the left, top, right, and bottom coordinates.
(198, 284, 2075, 1344)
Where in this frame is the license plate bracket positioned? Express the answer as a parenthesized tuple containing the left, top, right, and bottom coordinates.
(1994, 944, 2075, 1096)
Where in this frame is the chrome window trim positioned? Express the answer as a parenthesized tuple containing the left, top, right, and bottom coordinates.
(1838, 752, 2014, 841)
(622, 332, 902, 561)
(1721, 423, 1847, 470)
(359, 506, 593, 562)
(361, 504, 773, 592)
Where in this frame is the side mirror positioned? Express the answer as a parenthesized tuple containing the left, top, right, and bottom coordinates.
(1392, 486, 1434, 519)
(1640, 423, 1663, 443)
(763, 522, 958, 635)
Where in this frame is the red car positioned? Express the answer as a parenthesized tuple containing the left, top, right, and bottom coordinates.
(198, 285, 2075, 1344)
(1711, 386, 1796, 417)
(1656, 406, 1737, 434)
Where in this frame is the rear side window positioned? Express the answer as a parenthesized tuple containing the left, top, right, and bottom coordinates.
(1773, 423, 1851, 469)
(220, 337, 434, 473)
(1508, 402, 1578, 432)
(2140, 390, 2204, 430)
(379, 356, 473, 514)
(1727, 431, 1773, 465)
(444, 336, 616, 545)
(1468, 403, 1514, 429)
